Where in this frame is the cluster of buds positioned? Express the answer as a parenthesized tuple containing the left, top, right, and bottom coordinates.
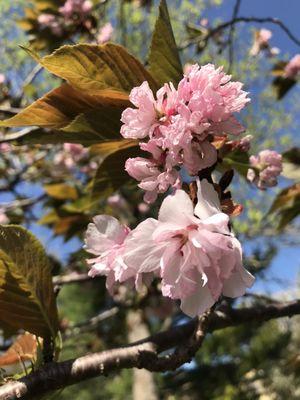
(37, 14, 63, 36)
(247, 150, 282, 189)
(59, 0, 93, 21)
(38, 0, 93, 36)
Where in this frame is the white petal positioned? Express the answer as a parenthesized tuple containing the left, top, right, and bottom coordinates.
(93, 215, 127, 244)
(180, 283, 215, 317)
(123, 218, 166, 273)
(195, 179, 221, 220)
(158, 190, 195, 226)
(222, 267, 255, 298)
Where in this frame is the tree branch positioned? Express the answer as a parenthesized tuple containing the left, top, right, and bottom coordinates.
(228, 0, 242, 71)
(52, 272, 96, 286)
(181, 16, 300, 51)
(0, 299, 299, 399)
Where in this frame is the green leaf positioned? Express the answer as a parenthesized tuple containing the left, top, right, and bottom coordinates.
(148, 0, 183, 86)
(44, 184, 78, 200)
(92, 140, 141, 198)
(0, 225, 59, 339)
(268, 183, 300, 230)
(223, 151, 251, 178)
(282, 147, 300, 181)
(30, 43, 158, 94)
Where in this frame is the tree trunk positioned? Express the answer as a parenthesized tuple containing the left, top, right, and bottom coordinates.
(127, 310, 158, 400)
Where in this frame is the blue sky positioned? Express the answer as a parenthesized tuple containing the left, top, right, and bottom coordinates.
(209, 0, 300, 294)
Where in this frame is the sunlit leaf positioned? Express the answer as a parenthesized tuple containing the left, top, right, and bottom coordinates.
(148, 0, 183, 86)
(0, 84, 128, 129)
(44, 184, 78, 200)
(0, 333, 39, 369)
(282, 147, 300, 181)
(0, 225, 59, 339)
(30, 43, 158, 93)
(0, 85, 129, 144)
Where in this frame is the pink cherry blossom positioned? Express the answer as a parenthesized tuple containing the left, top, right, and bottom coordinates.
(123, 179, 254, 316)
(0, 143, 12, 152)
(85, 215, 131, 293)
(0, 74, 5, 85)
(249, 29, 272, 56)
(107, 194, 127, 209)
(284, 54, 300, 79)
(200, 18, 209, 27)
(59, 0, 92, 20)
(121, 63, 250, 202)
(97, 23, 114, 44)
(120, 81, 159, 139)
(247, 149, 282, 189)
(63, 143, 87, 159)
(138, 202, 150, 214)
(37, 14, 63, 36)
(85, 180, 254, 316)
(54, 143, 88, 170)
(0, 209, 9, 224)
(125, 157, 181, 203)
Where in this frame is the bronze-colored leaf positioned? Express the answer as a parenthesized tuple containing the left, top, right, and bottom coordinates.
(0, 84, 128, 129)
(0, 333, 39, 368)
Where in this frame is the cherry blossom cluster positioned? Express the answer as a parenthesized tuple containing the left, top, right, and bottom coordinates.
(85, 179, 254, 317)
(247, 150, 282, 190)
(249, 29, 279, 57)
(97, 23, 114, 44)
(121, 64, 250, 203)
(284, 54, 300, 79)
(38, 0, 93, 36)
(59, 0, 93, 21)
(54, 143, 88, 170)
(37, 14, 64, 36)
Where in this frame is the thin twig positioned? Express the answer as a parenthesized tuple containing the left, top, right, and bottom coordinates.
(63, 307, 119, 338)
(180, 16, 300, 51)
(228, 0, 242, 71)
(17, 65, 43, 100)
(0, 195, 46, 211)
(52, 272, 98, 286)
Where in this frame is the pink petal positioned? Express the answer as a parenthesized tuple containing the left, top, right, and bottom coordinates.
(158, 190, 195, 226)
